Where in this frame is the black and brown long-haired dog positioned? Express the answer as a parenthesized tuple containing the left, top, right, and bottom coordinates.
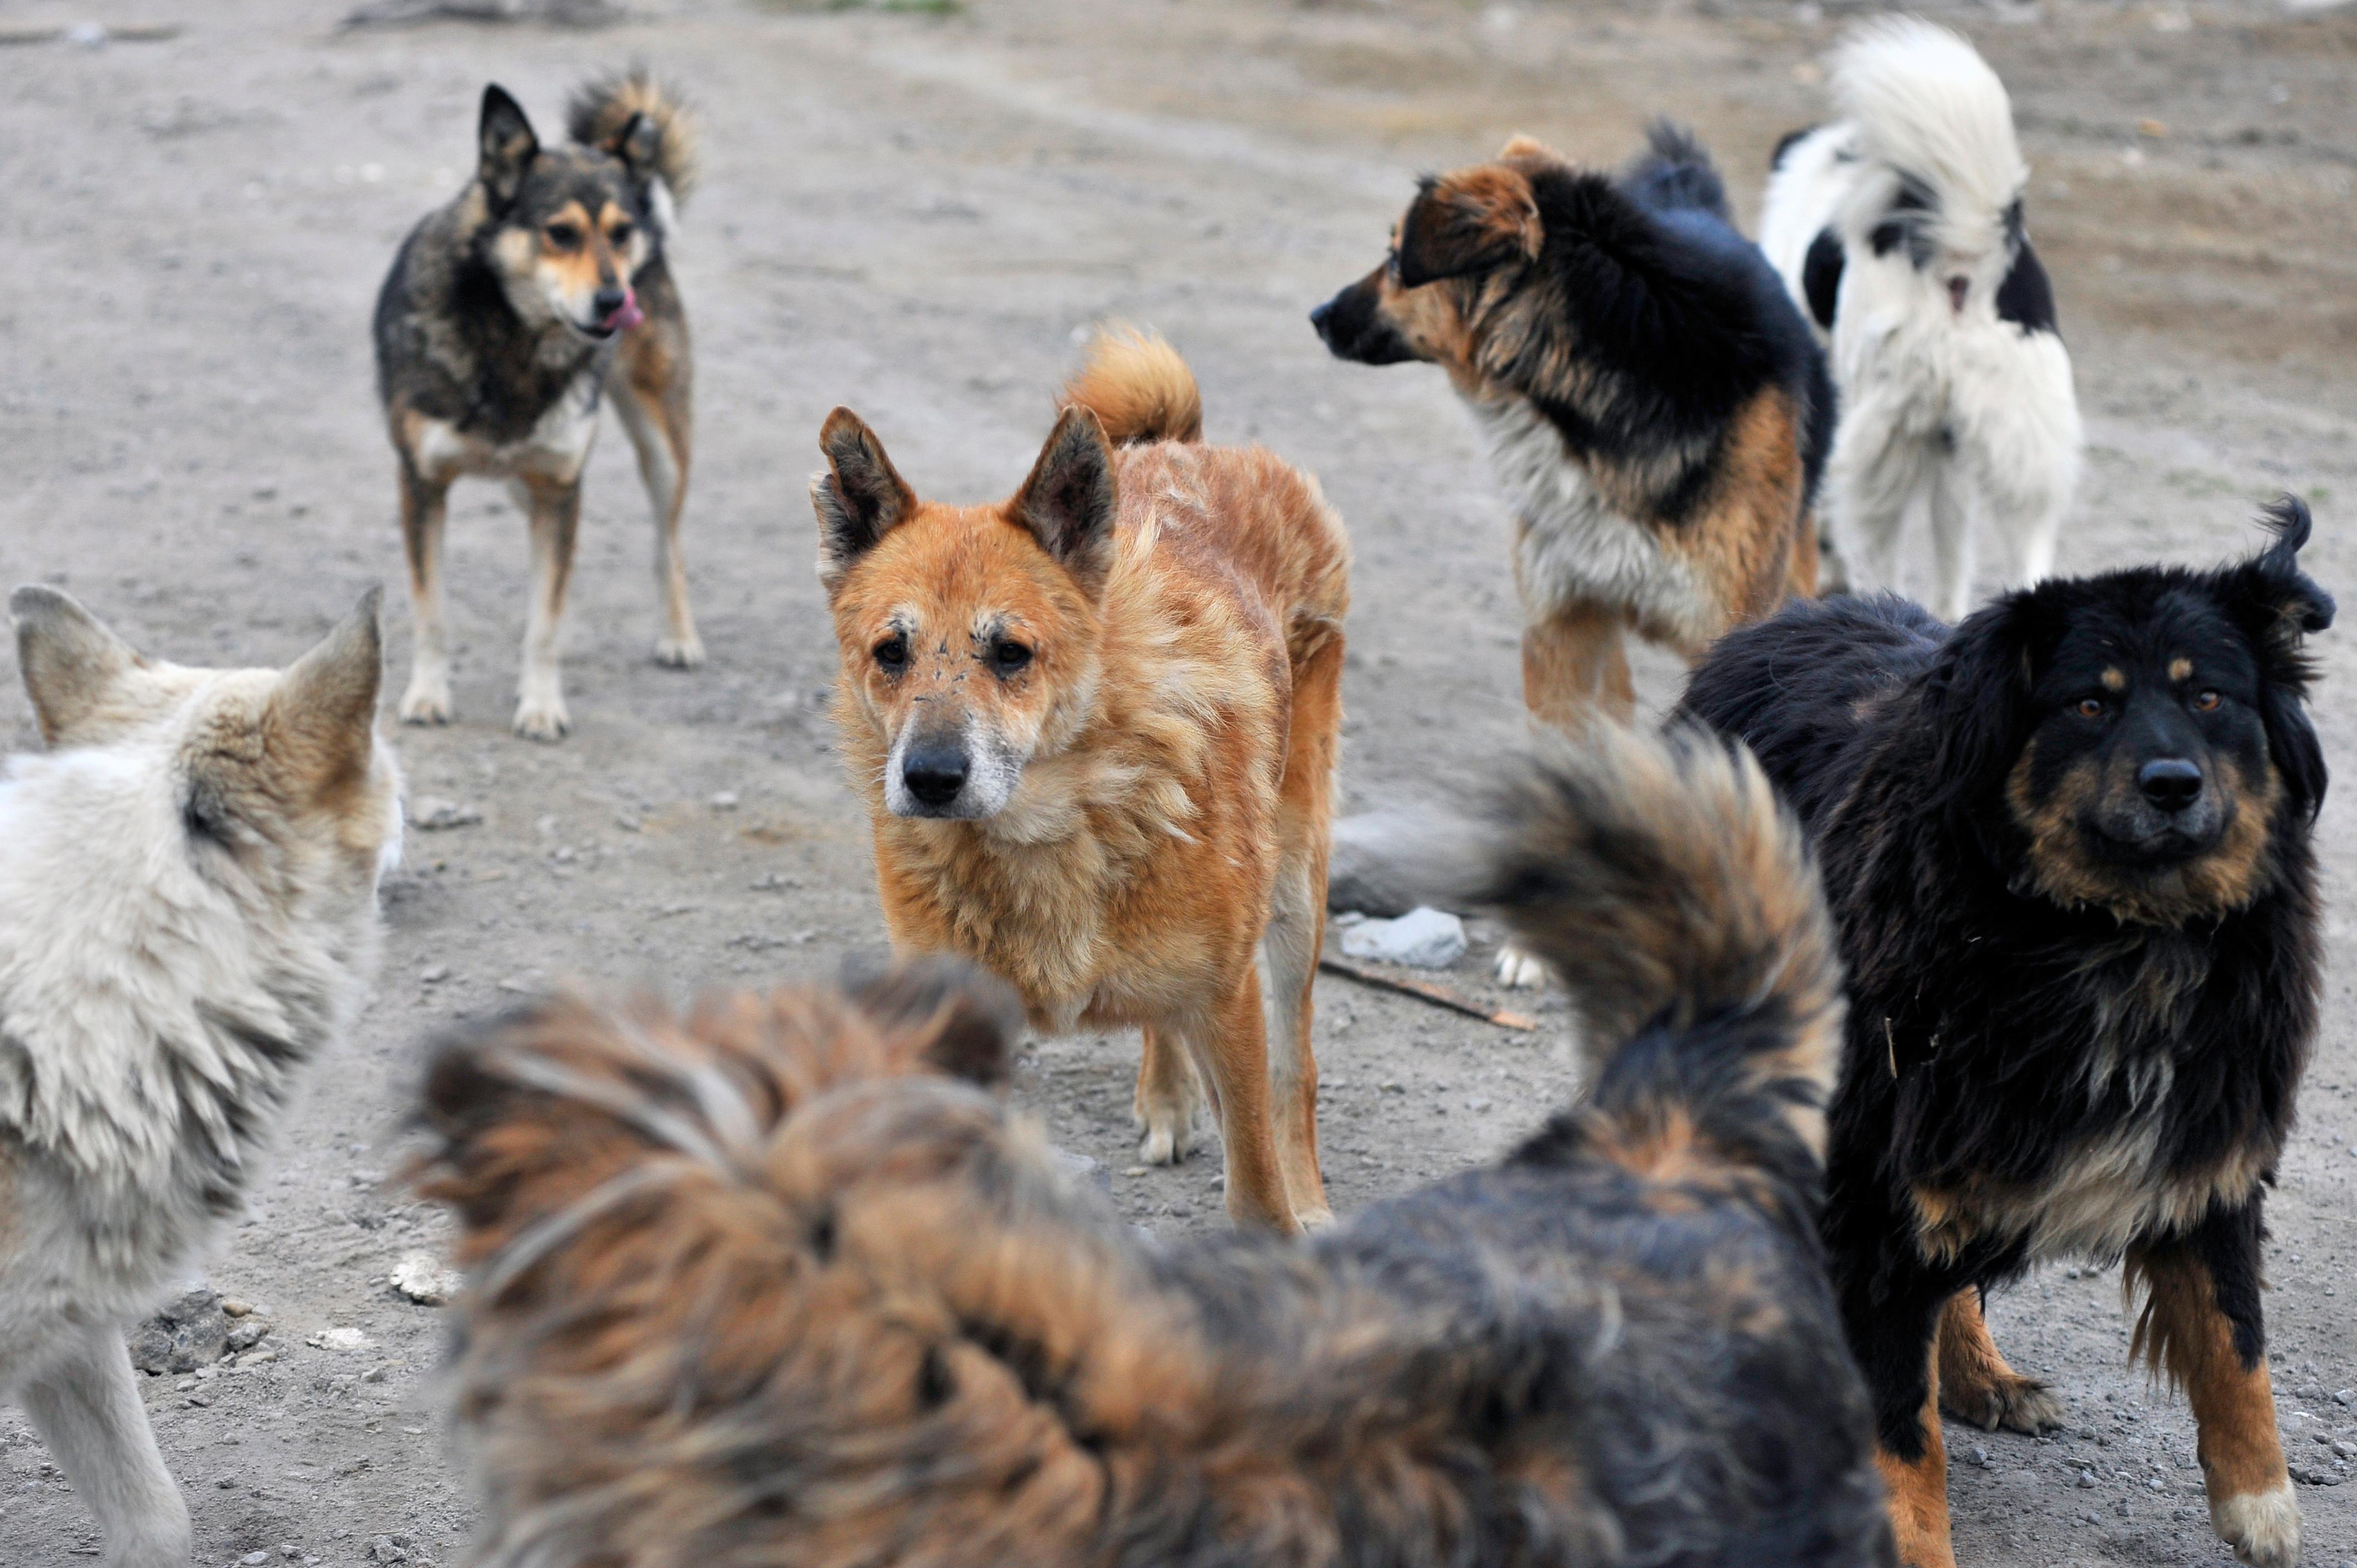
(410, 729, 1895, 1568)
(1312, 124, 1834, 736)
(1680, 499, 2333, 1568)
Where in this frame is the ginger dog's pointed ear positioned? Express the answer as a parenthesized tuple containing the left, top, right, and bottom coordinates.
(1396, 166, 1542, 289)
(812, 408, 919, 592)
(11, 586, 147, 747)
(477, 84, 539, 210)
(1497, 133, 1560, 161)
(1010, 407, 1118, 596)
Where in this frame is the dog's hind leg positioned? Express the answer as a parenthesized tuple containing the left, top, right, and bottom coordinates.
(1936, 1290, 2061, 1433)
(1133, 1024, 1203, 1167)
(1851, 1272, 1958, 1567)
(20, 1323, 189, 1568)
(1927, 460, 1980, 623)
(1262, 632, 1342, 1229)
(512, 474, 581, 741)
(609, 331, 702, 669)
(396, 462, 456, 725)
(2129, 1205, 2299, 1568)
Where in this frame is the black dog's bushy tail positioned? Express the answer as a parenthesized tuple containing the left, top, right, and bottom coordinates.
(1618, 119, 1732, 221)
(568, 68, 699, 208)
(1470, 726, 1844, 1165)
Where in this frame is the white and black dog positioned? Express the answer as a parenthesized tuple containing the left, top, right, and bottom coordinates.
(1761, 18, 2080, 622)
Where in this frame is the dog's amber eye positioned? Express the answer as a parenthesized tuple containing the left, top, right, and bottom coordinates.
(2075, 697, 2107, 719)
(991, 639, 1033, 676)
(2192, 689, 2222, 713)
(874, 635, 909, 674)
(544, 223, 583, 250)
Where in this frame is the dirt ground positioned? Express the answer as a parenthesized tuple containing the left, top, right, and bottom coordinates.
(3, 0, 2355, 1562)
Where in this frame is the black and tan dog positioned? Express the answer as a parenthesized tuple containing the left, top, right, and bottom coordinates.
(410, 727, 1895, 1568)
(1314, 123, 1834, 736)
(375, 73, 699, 741)
(1681, 499, 2332, 1568)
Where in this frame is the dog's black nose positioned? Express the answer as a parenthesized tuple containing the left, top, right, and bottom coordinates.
(2138, 758, 2204, 812)
(903, 745, 969, 808)
(1309, 299, 1334, 339)
(593, 287, 629, 319)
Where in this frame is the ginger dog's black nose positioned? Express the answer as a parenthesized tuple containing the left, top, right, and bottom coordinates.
(593, 286, 629, 319)
(2138, 757, 2203, 812)
(1309, 299, 1334, 339)
(903, 745, 969, 809)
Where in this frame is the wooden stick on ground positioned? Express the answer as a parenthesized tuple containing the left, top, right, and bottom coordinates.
(1318, 955, 1539, 1032)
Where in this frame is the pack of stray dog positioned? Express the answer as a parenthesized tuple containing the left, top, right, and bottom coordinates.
(3, 18, 2338, 1568)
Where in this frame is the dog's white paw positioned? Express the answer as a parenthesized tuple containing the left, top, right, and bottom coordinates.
(654, 632, 706, 669)
(1136, 1114, 1196, 1166)
(1494, 944, 1548, 988)
(511, 696, 571, 742)
(398, 678, 454, 726)
(2212, 1481, 2300, 1568)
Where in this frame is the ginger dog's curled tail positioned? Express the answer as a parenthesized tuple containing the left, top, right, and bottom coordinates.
(568, 68, 700, 209)
(1058, 324, 1203, 445)
(1472, 725, 1846, 1165)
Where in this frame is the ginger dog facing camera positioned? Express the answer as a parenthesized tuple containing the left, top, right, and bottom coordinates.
(814, 329, 1349, 1232)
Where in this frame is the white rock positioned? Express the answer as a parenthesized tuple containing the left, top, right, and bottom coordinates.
(1340, 906, 1466, 969)
(390, 1252, 462, 1307)
(408, 797, 482, 831)
(307, 1327, 373, 1352)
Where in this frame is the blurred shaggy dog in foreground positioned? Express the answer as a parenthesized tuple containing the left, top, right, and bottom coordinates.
(411, 727, 1895, 1568)
(1681, 500, 2330, 1568)
(1759, 19, 2081, 618)
(810, 329, 1349, 1232)
(0, 589, 401, 1568)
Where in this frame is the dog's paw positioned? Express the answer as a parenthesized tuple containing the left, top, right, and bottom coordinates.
(398, 679, 454, 726)
(653, 632, 706, 669)
(1494, 944, 1548, 988)
(1944, 1370, 2063, 1435)
(1136, 1115, 1196, 1166)
(511, 697, 572, 742)
(2212, 1482, 2300, 1568)
(1293, 1204, 1337, 1232)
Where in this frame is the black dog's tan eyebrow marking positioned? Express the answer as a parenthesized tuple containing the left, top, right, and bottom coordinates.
(2101, 668, 2127, 692)
(2169, 657, 2193, 682)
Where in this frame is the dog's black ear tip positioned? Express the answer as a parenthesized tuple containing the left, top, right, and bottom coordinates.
(2259, 492, 2315, 554)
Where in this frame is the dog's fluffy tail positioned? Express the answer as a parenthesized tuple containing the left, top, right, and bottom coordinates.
(1058, 323, 1204, 445)
(1831, 18, 2024, 259)
(1468, 725, 1845, 1164)
(568, 68, 700, 208)
(1618, 118, 1732, 221)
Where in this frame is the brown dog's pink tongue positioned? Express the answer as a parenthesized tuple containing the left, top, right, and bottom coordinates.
(605, 288, 644, 332)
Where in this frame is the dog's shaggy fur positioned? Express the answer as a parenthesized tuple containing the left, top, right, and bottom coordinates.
(376, 72, 701, 740)
(412, 726, 1894, 1568)
(1679, 500, 2331, 1568)
(812, 328, 1349, 1232)
(0, 589, 402, 1567)
(1314, 123, 1832, 731)
(1759, 19, 2081, 620)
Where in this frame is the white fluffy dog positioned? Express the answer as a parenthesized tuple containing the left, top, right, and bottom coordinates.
(0, 587, 402, 1566)
(1761, 18, 2081, 621)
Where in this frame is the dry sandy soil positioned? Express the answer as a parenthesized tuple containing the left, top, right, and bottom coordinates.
(3, 0, 2356, 1562)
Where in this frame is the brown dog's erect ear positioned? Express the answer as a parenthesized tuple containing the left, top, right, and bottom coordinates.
(1011, 408, 1118, 595)
(266, 589, 384, 791)
(1497, 133, 1562, 162)
(843, 955, 1025, 1087)
(812, 409, 920, 591)
(477, 84, 539, 209)
(11, 586, 146, 747)
(1396, 166, 1542, 290)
